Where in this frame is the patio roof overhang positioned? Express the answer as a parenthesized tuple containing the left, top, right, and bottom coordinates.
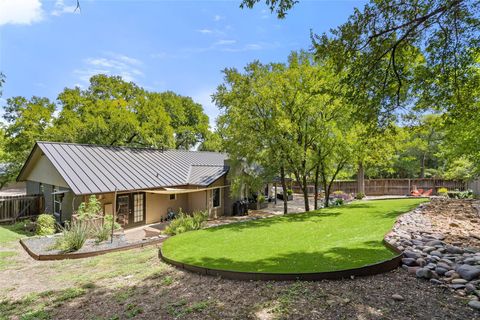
(140, 185, 229, 195)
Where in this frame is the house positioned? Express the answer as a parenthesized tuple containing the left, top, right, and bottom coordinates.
(17, 142, 238, 228)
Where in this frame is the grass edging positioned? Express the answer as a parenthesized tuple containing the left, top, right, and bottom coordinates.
(20, 237, 167, 261)
(158, 238, 403, 281)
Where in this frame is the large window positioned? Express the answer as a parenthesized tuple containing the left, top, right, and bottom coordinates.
(53, 187, 61, 215)
(212, 188, 220, 208)
(133, 193, 144, 223)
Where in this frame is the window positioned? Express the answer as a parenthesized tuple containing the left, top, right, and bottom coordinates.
(39, 183, 44, 194)
(169, 194, 176, 201)
(212, 188, 220, 208)
(53, 187, 62, 215)
(133, 193, 144, 223)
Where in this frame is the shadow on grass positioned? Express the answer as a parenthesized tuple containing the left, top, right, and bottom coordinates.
(0, 221, 34, 237)
(204, 210, 344, 234)
(175, 242, 397, 274)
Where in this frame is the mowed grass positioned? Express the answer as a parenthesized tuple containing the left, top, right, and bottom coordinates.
(162, 198, 427, 273)
(0, 221, 33, 244)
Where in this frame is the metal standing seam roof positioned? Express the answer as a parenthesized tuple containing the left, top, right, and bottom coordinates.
(20, 142, 229, 195)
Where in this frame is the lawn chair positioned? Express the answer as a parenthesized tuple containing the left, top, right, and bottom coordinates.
(422, 189, 433, 197)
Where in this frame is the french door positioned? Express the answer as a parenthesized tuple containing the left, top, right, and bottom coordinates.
(116, 192, 145, 228)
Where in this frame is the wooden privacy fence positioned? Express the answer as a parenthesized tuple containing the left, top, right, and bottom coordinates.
(292, 179, 466, 196)
(0, 194, 44, 223)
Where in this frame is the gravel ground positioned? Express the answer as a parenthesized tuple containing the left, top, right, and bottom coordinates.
(21, 232, 162, 256)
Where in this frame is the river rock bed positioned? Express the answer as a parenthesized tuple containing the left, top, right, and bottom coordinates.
(385, 198, 480, 311)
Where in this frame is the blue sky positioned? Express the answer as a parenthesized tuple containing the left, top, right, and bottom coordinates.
(0, 0, 366, 127)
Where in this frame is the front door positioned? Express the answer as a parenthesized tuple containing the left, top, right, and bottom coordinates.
(116, 193, 146, 228)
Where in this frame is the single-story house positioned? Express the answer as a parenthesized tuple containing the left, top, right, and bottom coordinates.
(17, 142, 241, 228)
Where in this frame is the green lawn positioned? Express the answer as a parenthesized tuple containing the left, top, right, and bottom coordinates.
(162, 198, 427, 273)
(0, 221, 33, 244)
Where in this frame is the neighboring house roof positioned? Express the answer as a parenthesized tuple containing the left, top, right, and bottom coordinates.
(17, 142, 229, 195)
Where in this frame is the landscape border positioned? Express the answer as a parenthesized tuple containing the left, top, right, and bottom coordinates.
(158, 239, 403, 281)
(20, 237, 165, 261)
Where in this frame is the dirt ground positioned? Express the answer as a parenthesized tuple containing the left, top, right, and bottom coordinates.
(1, 199, 480, 319)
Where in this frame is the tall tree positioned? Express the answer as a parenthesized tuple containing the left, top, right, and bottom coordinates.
(243, 0, 479, 119)
(2, 96, 56, 185)
(52, 75, 176, 148)
(158, 92, 210, 150)
(214, 61, 292, 213)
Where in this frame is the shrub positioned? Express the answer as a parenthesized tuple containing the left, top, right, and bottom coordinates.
(286, 189, 293, 196)
(437, 187, 448, 197)
(457, 189, 474, 199)
(53, 222, 88, 252)
(257, 195, 266, 203)
(35, 214, 56, 236)
(165, 210, 208, 236)
(332, 190, 344, 195)
(77, 195, 102, 220)
(92, 224, 110, 244)
(334, 198, 344, 206)
(355, 192, 366, 200)
(104, 214, 121, 231)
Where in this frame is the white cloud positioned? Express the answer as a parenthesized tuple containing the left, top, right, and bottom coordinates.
(213, 15, 223, 22)
(74, 53, 144, 84)
(51, 0, 78, 17)
(214, 39, 236, 46)
(197, 28, 213, 34)
(0, 0, 44, 26)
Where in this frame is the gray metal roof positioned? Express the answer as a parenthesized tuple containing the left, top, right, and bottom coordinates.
(21, 142, 229, 195)
(188, 165, 228, 186)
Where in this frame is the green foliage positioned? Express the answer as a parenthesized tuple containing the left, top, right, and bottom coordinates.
(437, 187, 448, 197)
(164, 210, 208, 236)
(442, 157, 476, 181)
(286, 189, 293, 196)
(198, 131, 223, 152)
(1, 96, 55, 185)
(104, 214, 121, 231)
(257, 194, 266, 203)
(92, 224, 110, 244)
(76, 195, 102, 220)
(35, 214, 56, 236)
(355, 192, 366, 200)
(449, 189, 474, 199)
(53, 222, 88, 252)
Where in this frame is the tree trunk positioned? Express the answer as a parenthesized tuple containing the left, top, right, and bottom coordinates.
(357, 162, 365, 195)
(302, 173, 310, 212)
(323, 182, 330, 208)
(280, 166, 288, 214)
(420, 153, 426, 178)
(314, 165, 320, 210)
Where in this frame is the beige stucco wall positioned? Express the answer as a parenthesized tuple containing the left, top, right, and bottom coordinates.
(187, 190, 207, 214)
(145, 192, 188, 224)
(23, 154, 69, 188)
(59, 176, 231, 225)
